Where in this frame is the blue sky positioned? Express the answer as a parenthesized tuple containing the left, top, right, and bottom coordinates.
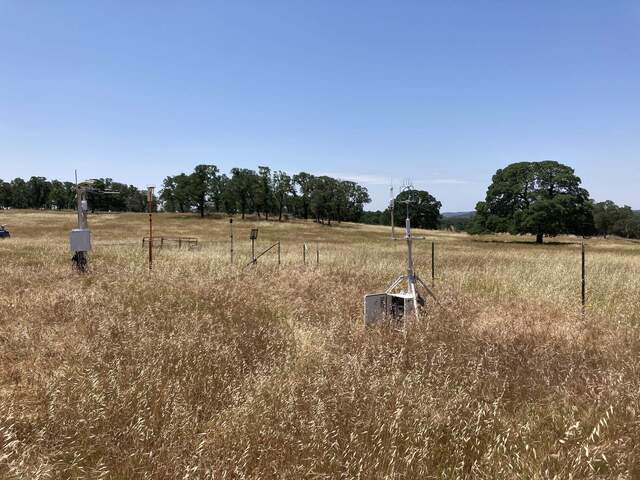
(1, 1, 638, 211)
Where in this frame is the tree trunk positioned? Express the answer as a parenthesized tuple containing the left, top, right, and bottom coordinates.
(536, 233, 543, 244)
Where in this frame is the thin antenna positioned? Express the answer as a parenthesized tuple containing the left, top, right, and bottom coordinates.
(390, 182, 395, 239)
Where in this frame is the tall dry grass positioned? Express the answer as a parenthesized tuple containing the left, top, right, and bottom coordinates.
(1, 211, 640, 478)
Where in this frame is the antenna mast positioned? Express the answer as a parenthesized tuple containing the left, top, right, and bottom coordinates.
(390, 183, 395, 239)
(363, 183, 436, 328)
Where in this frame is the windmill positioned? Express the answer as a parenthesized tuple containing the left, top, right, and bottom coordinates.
(364, 184, 435, 327)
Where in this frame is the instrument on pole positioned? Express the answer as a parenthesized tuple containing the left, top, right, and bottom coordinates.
(364, 187, 435, 327)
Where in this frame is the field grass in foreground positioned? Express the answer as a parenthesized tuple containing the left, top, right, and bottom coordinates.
(1, 210, 640, 479)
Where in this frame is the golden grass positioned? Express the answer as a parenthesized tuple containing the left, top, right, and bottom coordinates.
(1, 210, 640, 479)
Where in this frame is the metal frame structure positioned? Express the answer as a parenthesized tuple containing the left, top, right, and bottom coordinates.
(69, 172, 119, 272)
(364, 187, 436, 326)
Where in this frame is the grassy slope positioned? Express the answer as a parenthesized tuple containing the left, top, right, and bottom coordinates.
(1, 211, 640, 479)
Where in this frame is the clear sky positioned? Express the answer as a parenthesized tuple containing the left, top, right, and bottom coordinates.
(1, 1, 638, 211)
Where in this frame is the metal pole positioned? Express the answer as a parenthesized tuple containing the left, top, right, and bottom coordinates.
(390, 185, 395, 239)
(303, 243, 306, 265)
(431, 241, 435, 287)
(252, 237, 255, 264)
(406, 217, 413, 279)
(316, 242, 319, 265)
(278, 241, 281, 265)
(148, 186, 154, 272)
(75, 169, 81, 229)
(582, 241, 586, 314)
(229, 218, 234, 264)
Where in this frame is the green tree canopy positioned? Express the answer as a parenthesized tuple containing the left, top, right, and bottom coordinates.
(389, 189, 441, 230)
(470, 161, 594, 243)
(593, 200, 634, 238)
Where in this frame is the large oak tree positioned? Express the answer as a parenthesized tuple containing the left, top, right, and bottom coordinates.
(470, 161, 594, 243)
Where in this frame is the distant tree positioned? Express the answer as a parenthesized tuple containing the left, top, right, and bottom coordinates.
(470, 161, 594, 243)
(593, 201, 634, 238)
(615, 213, 640, 239)
(439, 213, 475, 232)
(228, 168, 260, 219)
(0, 180, 12, 208)
(10, 178, 29, 209)
(256, 166, 273, 220)
(293, 172, 315, 220)
(27, 176, 51, 209)
(309, 176, 336, 224)
(160, 174, 191, 212)
(63, 182, 76, 209)
(48, 180, 70, 209)
(210, 173, 227, 213)
(344, 182, 371, 222)
(272, 171, 294, 221)
(389, 189, 441, 229)
(189, 164, 220, 217)
(359, 210, 387, 225)
(306, 177, 370, 225)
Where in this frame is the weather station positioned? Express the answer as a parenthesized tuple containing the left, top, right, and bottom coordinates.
(69, 173, 118, 272)
(364, 186, 436, 327)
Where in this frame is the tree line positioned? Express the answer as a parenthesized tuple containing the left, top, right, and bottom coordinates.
(3, 161, 638, 241)
(0, 177, 151, 212)
(0, 166, 372, 225)
(159, 165, 371, 224)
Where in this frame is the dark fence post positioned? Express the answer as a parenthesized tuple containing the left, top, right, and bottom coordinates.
(431, 241, 435, 287)
(582, 241, 586, 315)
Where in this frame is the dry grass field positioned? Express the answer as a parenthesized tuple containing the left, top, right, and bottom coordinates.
(1, 210, 640, 479)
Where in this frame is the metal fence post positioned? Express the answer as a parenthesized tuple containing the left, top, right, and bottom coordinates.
(229, 218, 234, 264)
(431, 241, 435, 287)
(582, 241, 586, 315)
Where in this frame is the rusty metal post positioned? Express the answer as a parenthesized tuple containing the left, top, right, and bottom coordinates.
(277, 241, 281, 265)
(303, 243, 306, 265)
(316, 242, 319, 265)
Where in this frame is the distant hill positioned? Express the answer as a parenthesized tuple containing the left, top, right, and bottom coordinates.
(441, 211, 475, 218)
